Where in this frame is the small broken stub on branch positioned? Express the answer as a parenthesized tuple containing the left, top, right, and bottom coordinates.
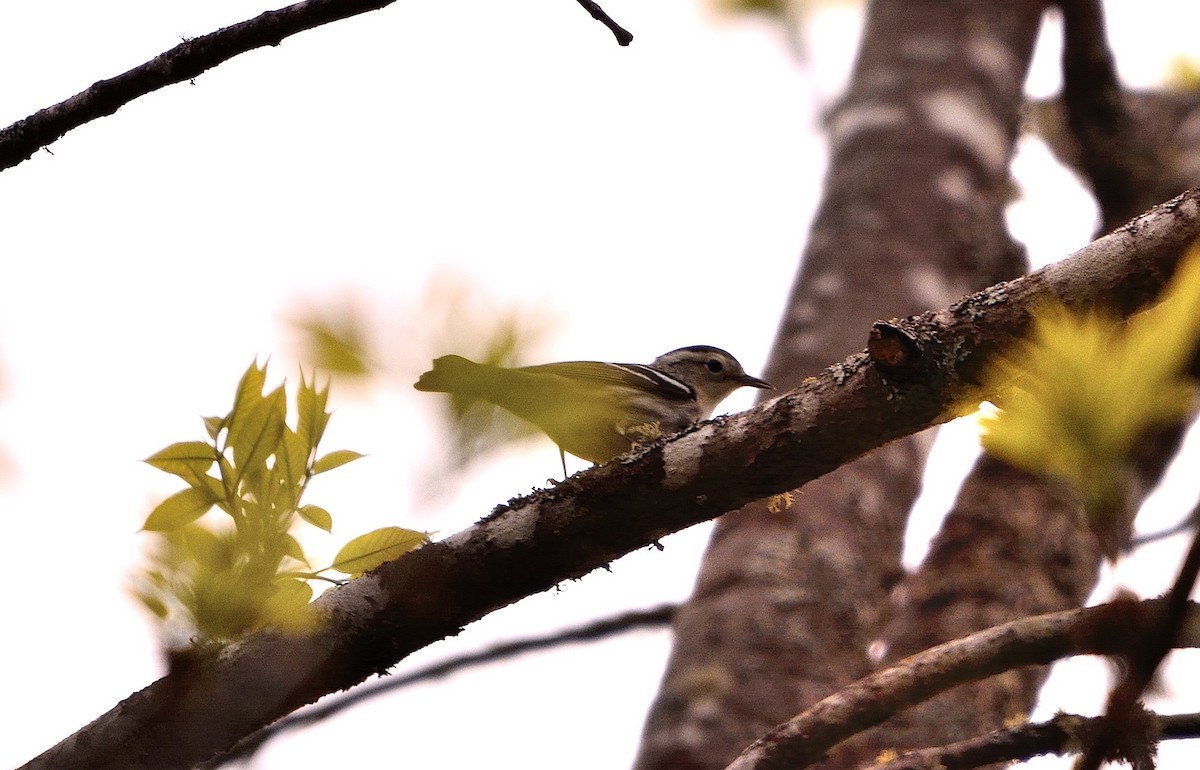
(868, 321, 922, 372)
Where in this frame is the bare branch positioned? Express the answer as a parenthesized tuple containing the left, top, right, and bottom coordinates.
(863, 710, 1200, 770)
(20, 189, 1200, 769)
(1130, 512, 1200, 548)
(0, 0, 631, 172)
(723, 598, 1200, 770)
(208, 604, 674, 766)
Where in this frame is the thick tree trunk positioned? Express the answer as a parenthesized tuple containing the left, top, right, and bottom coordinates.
(635, 1, 1050, 767)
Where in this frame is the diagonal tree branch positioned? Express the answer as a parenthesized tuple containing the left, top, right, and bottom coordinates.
(19, 189, 1200, 770)
(0, 0, 630, 172)
(0, 0, 392, 171)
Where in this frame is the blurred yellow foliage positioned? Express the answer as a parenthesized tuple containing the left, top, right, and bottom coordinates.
(291, 304, 373, 378)
(1165, 56, 1200, 92)
(980, 240, 1200, 557)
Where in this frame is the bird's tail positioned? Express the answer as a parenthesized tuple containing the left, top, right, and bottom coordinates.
(413, 355, 488, 395)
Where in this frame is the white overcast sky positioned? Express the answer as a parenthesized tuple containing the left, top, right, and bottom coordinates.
(2, 1, 1200, 768)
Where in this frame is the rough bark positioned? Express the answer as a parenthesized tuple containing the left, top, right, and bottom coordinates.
(841, 456, 1100, 767)
(1030, 89, 1200, 214)
(635, 1, 1045, 767)
(1056, 0, 1185, 231)
(853, 4, 1200, 764)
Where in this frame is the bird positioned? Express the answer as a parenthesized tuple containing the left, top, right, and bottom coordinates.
(414, 345, 771, 476)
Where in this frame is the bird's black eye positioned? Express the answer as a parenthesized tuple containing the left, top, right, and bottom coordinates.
(707, 358, 723, 373)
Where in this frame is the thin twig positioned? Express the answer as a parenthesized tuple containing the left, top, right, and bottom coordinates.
(1129, 513, 1199, 549)
(0, 0, 391, 170)
(863, 711, 1200, 770)
(0, 0, 631, 171)
(205, 604, 675, 767)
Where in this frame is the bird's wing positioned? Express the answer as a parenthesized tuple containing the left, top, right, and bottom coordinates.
(518, 361, 695, 401)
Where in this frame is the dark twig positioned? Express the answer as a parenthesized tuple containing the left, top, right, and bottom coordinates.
(574, 0, 633, 45)
(204, 604, 676, 767)
(864, 710, 1200, 770)
(1077, 501, 1200, 770)
(0, 0, 396, 171)
(1129, 511, 1200, 549)
(0, 0, 632, 172)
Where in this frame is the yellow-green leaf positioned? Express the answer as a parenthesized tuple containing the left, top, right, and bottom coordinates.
(331, 527, 429, 577)
(142, 486, 220, 532)
(261, 578, 317, 633)
(227, 386, 287, 475)
(279, 533, 308, 564)
(312, 449, 364, 475)
(277, 427, 311, 489)
(230, 362, 267, 423)
(298, 504, 333, 532)
(272, 577, 314, 608)
(191, 566, 262, 641)
(297, 373, 331, 454)
(145, 441, 218, 482)
(202, 415, 225, 441)
(180, 524, 233, 569)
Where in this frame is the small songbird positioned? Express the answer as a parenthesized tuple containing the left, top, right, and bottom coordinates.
(414, 345, 771, 474)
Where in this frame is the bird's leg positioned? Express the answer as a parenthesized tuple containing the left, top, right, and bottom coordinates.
(544, 447, 568, 487)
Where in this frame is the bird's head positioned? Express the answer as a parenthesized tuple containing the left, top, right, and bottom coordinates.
(651, 346, 772, 417)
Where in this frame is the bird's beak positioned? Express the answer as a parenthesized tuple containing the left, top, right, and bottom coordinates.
(739, 374, 773, 389)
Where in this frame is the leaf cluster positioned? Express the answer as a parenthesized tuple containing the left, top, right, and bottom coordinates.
(981, 240, 1200, 556)
(134, 362, 427, 645)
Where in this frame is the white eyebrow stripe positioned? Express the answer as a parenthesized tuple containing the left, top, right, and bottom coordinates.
(611, 363, 694, 398)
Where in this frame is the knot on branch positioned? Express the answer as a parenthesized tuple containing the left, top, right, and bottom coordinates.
(868, 321, 923, 374)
